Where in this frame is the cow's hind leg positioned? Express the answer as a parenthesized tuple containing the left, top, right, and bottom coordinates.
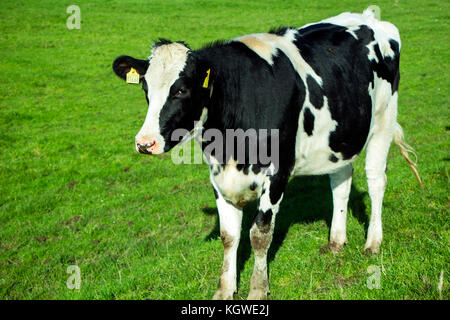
(364, 93, 398, 254)
(328, 164, 353, 253)
(212, 186, 243, 300)
(247, 177, 286, 300)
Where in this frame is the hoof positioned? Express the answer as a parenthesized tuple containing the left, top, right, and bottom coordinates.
(363, 242, 381, 255)
(213, 290, 234, 300)
(247, 289, 269, 300)
(320, 241, 346, 254)
(248, 275, 270, 300)
(329, 241, 345, 254)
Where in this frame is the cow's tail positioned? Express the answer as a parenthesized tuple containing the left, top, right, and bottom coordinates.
(363, 6, 381, 20)
(393, 123, 423, 188)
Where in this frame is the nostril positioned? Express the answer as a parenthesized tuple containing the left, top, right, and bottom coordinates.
(136, 139, 157, 154)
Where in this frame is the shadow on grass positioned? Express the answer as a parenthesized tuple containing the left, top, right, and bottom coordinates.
(202, 175, 368, 289)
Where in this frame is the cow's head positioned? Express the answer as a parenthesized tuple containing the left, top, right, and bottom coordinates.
(112, 41, 211, 154)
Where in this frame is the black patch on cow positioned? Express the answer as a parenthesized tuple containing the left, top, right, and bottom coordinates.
(303, 107, 315, 136)
(329, 154, 338, 163)
(233, 164, 251, 175)
(249, 182, 258, 191)
(389, 40, 400, 93)
(142, 78, 149, 104)
(212, 186, 219, 199)
(153, 38, 191, 50)
(254, 209, 273, 229)
(306, 75, 324, 109)
(268, 172, 290, 205)
(293, 23, 400, 159)
(369, 42, 400, 93)
(251, 165, 262, 175)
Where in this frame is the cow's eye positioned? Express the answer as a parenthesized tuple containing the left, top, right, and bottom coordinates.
(175, 88, 188, 97)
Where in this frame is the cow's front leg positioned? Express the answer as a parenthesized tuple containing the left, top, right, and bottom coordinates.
(248, 178, 285, 300)
(212, 186, 243, 300)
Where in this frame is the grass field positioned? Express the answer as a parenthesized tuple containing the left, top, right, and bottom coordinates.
(0, 0, 448, 300)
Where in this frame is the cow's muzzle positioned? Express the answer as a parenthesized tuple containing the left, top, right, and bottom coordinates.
(136, 137, 157, 154)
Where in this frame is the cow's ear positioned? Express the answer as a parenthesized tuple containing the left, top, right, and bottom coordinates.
(112, 55, 149, 81)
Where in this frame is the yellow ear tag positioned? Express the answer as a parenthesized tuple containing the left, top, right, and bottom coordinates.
(203, 69, 210, 88)
(126, 67, 140, 84)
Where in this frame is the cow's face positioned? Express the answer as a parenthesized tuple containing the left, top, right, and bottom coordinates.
(113, 41, 211, 154)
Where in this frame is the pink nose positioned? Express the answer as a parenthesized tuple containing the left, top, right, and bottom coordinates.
(136, 137, 157, 154)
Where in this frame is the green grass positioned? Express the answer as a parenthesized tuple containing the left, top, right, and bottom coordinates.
(0, 0, 448, 300)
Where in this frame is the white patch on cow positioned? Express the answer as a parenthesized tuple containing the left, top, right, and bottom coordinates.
(369, 21, 400, 59)
(367, 37, 396, 62)
(236, 29, 323, 87)
(293, 96, 355, 176)
(277, 29, 323, 86)
(379, 40, 395, 58)
(366, 40, 379, 63)
(365, 72, 396, 148)
(210, 157, 269, 207)
(379, 21, 401, 49)
(136, 42, 190, 151)
(368, 74, 394, 117)
(235, 34, 278, 65)
(345, 25, 360, 40)
(321, 11, 374, 29)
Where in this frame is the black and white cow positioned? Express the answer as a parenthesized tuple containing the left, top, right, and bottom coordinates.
(112, 10, 421, 299)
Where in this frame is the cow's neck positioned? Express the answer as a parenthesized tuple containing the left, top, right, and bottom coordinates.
(196, 42, 252, 133)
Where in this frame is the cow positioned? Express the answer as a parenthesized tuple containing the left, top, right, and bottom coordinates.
(112, 9, 422, 300)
